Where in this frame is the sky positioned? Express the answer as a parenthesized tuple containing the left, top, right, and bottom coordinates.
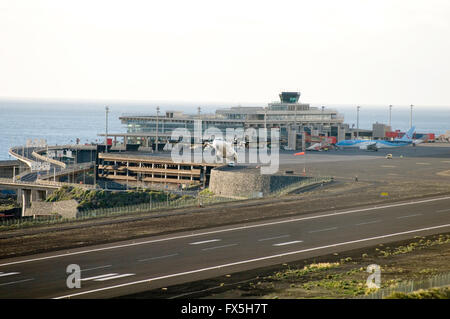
(1, 0, 450, 107)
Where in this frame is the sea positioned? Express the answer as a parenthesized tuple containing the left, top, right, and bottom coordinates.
(1, 98, 449, 161)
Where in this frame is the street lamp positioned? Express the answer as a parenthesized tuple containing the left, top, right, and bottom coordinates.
(156, 106, 160, 152)
(105, 105, 110, 153)
(356, 106, 360, 139)
(389, 105, 392, 128)
(410, 104, 413, 129)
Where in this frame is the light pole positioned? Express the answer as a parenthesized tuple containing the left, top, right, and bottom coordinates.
(155, 106, 160, 152)
(389, 105, 392, 128)
(264, 108, 267, 130)
(356, 106, 360, 139)
(410, 104, 413, 129)
(105, 105, 110, 153)
(294, 105, 297, 129)
(321, 106, 325, 136)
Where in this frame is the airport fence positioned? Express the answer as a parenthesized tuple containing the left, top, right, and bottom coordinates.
(355, 272, 450, 299)
(0, 193, 238, 230)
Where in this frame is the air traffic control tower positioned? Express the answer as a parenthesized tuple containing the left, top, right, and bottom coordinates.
(279, 91, 301, 104)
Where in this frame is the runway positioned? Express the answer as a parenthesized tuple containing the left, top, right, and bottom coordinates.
(1, 195, 449, 298)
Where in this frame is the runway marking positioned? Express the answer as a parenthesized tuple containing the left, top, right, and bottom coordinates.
(387, 173, 398, 176)
(436, 208, 450, 213)
(416, 162, 430, 165)
(201, 244, 238, 251)
(0, 272, 19, 277)
(189, 239, 221, 245)
(0, 278, 34, 287)
(308, 227, 337, 233)
(258, 235, 290, 242)
(4, 195, 450, 268)
(53, 223, 450, 299)
(397, 213, 423, 219)
(81, 265, 112, 272)
(355, 220, 382, 226)
(94, 274, 134, 281)
(80, 273, 118, 281)
(381, 165, 396, 168)
(138, 253, 179, 262)
(441, 161, 450, 163)
(273, 240, 303, 246)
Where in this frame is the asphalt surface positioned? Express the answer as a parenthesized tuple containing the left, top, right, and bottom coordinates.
(0, 194, 449, 299)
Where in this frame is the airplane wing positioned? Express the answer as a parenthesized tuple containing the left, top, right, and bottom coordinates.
(307, 143, 321, 151)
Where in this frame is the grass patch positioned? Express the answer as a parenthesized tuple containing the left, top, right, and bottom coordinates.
(46, 185, 178, 210)
(384, 287, 450, 299)
(376, 234, 450, 257)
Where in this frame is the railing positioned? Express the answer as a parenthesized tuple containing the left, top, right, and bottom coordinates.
(8, 146, 34, 168)
(31, 150, 66, 168)
(34, 179, 96, 189)
(0, 177, 52, 187)
(356, 272, 450, 299)
(37, 162, 94, 180)
(14, 169, 32, 182)
(0, 177, 95, 190)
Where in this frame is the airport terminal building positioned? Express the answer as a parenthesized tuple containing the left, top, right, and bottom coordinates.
(115, 92, 347, 149)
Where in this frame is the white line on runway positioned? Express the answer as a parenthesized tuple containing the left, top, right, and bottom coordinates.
(81, 265, 112, 272)
(273, 240, 303, 246)
(201, 244, 238, 251)
(189, 239, 221, 245)
(441, 161, 450, 163)
(397, 214, 423, 219)
(95, 274, 134, 281)
(258, 235, 290, 242)
(138, 254, 179, 262)
(4, 195, 450, 268)
(355, 220, 382, 226)
(80, 273, 118, 281)
(308, 227, 337, 233)
(416, 162, 430, 165)
(436, 208, 450, 213)
(0, 278, 34, 287)
(381, 165, 396, 168)
(0, 272, 19, 277)
(53, 223, 450, 299)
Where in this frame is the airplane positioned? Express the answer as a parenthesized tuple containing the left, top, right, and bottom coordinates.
(336, 126, 423, 151)
(168, 135, 243, 164)
(204, 137, 240, 163)
(306, 141, 334, 151)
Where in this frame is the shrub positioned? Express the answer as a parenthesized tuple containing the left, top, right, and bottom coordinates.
(46, 186, 178, 210)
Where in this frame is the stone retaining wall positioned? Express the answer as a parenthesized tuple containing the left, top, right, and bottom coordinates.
(209, 167, 305, 197)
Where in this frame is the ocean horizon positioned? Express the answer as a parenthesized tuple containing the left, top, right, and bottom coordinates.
(1, 98, 449, 161)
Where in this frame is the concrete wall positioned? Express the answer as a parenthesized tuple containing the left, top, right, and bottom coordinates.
(24, 199, 78, 219)
(209, 168, 304, 198)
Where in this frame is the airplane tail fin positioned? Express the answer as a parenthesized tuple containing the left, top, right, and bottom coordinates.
(398, 126, 415, 141)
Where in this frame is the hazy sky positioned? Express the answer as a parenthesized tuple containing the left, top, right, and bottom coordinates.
(1, 0, 450, 106)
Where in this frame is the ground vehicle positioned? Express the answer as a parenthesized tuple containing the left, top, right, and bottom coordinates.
(386, 154, 393, 159)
